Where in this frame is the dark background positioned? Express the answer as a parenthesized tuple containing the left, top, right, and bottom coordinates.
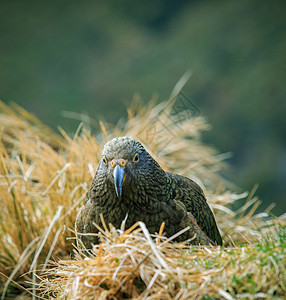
(1, 0, 285, 215)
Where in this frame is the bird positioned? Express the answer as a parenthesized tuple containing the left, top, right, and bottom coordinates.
(75, 136, 222, 248)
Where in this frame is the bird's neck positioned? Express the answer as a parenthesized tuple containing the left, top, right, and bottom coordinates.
(91, 168, 168, 210)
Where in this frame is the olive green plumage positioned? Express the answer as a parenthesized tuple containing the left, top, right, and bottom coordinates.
(76, 136, 222, 248)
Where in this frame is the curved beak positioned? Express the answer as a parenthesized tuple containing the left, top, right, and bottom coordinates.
(113, 164, 125, 198)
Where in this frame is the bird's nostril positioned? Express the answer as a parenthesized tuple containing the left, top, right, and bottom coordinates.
(111, 159, 127, 168)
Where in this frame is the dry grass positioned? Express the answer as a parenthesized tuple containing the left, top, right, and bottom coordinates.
(0, 92, 285, 299)
(39, 221, 285, 300)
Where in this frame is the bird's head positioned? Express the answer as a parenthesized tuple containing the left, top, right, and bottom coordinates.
(97, 136, 164, 198)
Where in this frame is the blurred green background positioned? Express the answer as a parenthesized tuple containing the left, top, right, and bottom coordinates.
(1, 0, 285, 215)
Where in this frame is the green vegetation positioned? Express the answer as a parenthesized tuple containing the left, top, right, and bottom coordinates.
(0, 0, 285, 214)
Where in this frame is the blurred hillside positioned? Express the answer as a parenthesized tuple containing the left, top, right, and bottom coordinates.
(0, 0, 285, 214)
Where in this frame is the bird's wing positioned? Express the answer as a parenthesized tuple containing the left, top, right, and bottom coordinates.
(166, 172, 222, 245)
(75, 205, 85, 234)
(75, 199, 100, 249)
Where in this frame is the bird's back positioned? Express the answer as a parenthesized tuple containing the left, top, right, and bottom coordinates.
(166, 172, 222, 245)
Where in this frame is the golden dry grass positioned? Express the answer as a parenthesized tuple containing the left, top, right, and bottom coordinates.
(0, 93, 285, 299)
(38, 220, 285, 300)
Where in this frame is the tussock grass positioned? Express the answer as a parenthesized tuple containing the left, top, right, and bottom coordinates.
(39, 221, 285, 299)
(0, 94, 285, 299)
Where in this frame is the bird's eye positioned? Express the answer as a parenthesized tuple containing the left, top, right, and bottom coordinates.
(102, 157, 108, 165)
(133, 153, 139, 163)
